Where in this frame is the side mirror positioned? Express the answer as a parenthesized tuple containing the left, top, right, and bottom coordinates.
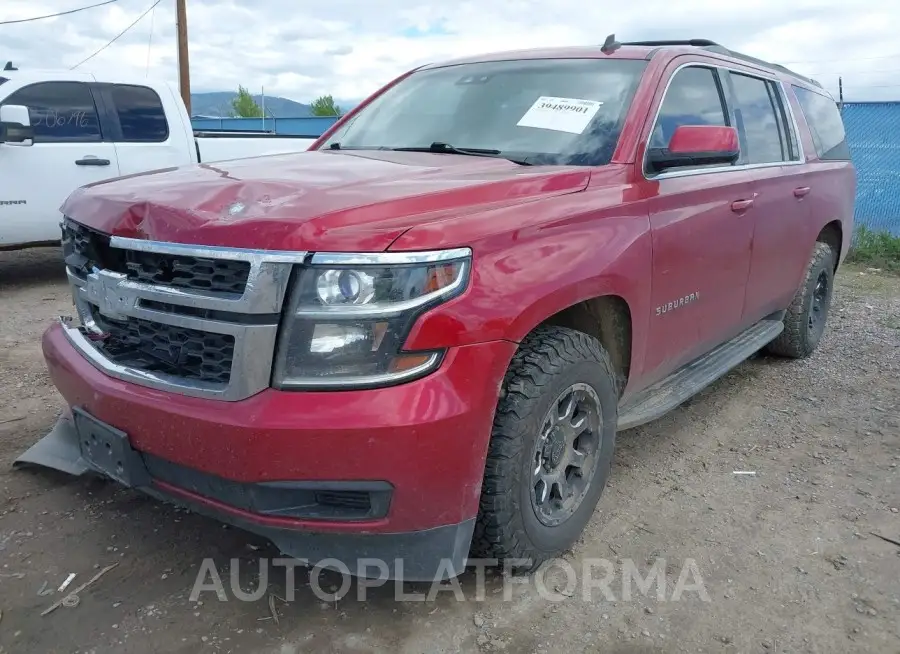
(647, 125, 739, 173)
(0, 104, 34, 146)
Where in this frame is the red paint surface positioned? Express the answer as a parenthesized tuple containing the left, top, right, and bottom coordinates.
(44, 324, 516, 532)
(48, 45, 856, 534)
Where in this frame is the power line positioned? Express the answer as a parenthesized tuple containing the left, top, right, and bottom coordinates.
(70, 0, 162, 70)
(0, 0, 119, 26)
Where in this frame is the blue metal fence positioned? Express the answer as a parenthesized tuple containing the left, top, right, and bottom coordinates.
(192, 104, 900, 235)
(842, 102, 900, 235)
(191, 116, 339, 137)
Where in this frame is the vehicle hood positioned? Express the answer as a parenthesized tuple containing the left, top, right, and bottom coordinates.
(61, 150, 591, 251)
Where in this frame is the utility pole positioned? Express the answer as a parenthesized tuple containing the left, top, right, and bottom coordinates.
(176, 0, 191, 115)
(838, 76, 844, 109)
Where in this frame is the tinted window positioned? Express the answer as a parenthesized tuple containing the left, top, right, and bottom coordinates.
(729, 73, 785, 164)
(793, 86, 850, 160)
(321, 58, 648, 166)
(110, 84, 168, 142)
(2, 82, 101, 142)
(651, 67, 727, 150)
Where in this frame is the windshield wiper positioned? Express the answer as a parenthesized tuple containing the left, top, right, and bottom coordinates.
(392, 142, 500, 156)
(391, 142, 531, 165)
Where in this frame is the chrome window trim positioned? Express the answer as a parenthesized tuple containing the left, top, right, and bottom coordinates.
(310, 247, 472, 266)
(642, 61, 807, 182)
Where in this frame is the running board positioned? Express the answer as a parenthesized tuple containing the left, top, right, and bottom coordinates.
(617, 318, 784, 431)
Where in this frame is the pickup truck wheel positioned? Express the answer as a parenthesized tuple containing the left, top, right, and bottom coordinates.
(472, 326, 618, 570)
(766, 241, 836, 359)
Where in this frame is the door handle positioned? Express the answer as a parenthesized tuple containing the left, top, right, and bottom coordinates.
(793, 186, 811, 198)
(75, 157, 110, 166)
(730, 199, 754, 213)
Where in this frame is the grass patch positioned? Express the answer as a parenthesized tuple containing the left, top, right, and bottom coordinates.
(846, 226, 900, 272)
(838, 263, 900, 298)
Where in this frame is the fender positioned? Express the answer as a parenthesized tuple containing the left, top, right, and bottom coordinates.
(400, 196, 654, 388)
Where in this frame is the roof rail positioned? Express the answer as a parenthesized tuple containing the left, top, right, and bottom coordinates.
(621, 39, 822, 88)
(623, 39, 721, 48)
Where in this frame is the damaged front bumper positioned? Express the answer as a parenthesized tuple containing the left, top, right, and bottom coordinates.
(13, 322, 517, 581)
(14, 408, 475, 582)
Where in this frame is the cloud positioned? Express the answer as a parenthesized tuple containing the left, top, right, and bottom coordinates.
(1, 0, 899, 104)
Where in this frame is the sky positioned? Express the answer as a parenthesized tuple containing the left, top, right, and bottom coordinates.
(1, 0, 899, 106)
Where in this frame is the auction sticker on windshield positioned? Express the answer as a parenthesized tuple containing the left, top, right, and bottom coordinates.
(516, 96, 603, 134)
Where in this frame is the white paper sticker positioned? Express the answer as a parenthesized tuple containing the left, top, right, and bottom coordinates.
(516, 96, 603, 134)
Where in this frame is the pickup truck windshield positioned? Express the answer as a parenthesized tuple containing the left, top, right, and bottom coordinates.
(323, 58, 647, 166)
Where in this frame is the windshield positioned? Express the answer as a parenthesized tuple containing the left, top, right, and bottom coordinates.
(323, 58, 647, 166)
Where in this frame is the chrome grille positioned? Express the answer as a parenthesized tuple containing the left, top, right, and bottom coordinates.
(91, 311, 235, 385)
(60, 217, 307, 401)
(63, 220, 252, 295)
(124, 251, 250, 295)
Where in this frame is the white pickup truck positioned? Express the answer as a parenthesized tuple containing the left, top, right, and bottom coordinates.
(0, 69, 316, 249)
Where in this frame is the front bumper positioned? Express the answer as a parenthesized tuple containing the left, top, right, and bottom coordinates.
(33, 323, 517, 579)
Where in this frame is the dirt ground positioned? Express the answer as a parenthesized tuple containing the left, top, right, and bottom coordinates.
(0, 247, 898, 654)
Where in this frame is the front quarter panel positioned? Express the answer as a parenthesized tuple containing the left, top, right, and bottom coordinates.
(396, 181, 653, 389)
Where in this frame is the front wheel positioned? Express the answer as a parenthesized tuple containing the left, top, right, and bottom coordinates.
(471, 326, 618, 569)
(766, 241, 837, 358)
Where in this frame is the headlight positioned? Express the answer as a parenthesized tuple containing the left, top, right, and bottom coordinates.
(273, 248, 471, 389)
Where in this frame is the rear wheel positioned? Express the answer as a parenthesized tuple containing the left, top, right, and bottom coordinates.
(766, 241, 836, 358)
(472, 326, 618, 569)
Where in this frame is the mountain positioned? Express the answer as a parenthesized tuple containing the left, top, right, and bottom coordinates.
(190, 92, 311, 118)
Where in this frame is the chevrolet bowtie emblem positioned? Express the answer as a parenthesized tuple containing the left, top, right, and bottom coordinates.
(84, 270, 135, 322)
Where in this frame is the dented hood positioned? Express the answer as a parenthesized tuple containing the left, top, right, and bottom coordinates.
(61, 150, 591, 251)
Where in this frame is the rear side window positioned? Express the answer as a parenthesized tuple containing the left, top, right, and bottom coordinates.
(651, 67, 728, 150)
(792, 86, 850, 160)
(728, 73, 786, 164)
(2, 81, 101, 143)
(109, 84, 169, 142)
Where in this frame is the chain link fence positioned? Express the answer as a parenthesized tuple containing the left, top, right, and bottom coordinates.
(843, 102, 900, 235)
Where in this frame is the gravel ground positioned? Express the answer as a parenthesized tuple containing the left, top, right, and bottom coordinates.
(0, 247, 898, 654)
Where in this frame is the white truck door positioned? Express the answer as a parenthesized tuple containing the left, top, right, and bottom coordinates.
(0, 81, 120, 248)
(97, 82, 194, 176)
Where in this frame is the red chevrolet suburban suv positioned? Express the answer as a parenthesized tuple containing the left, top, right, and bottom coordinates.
(20, 38, 856, 580)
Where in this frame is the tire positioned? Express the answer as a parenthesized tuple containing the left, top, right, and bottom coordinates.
(766, 241, 837, 358)
(472, 325, 618, 570)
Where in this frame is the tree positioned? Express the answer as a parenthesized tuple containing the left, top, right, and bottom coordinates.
(310, 94, 342, 117)
(231, 86, 263, 118)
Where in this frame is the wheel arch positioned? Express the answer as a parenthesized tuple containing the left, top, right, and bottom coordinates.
(817, 220, 843, 271)
(522, 293, 634, 397)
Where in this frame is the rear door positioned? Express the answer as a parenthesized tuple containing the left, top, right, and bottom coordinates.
(0, 80, 119, 247)
(94, 83, 189, 176)
(722, 70, 816, 321)
(641, 63, 758, 382)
